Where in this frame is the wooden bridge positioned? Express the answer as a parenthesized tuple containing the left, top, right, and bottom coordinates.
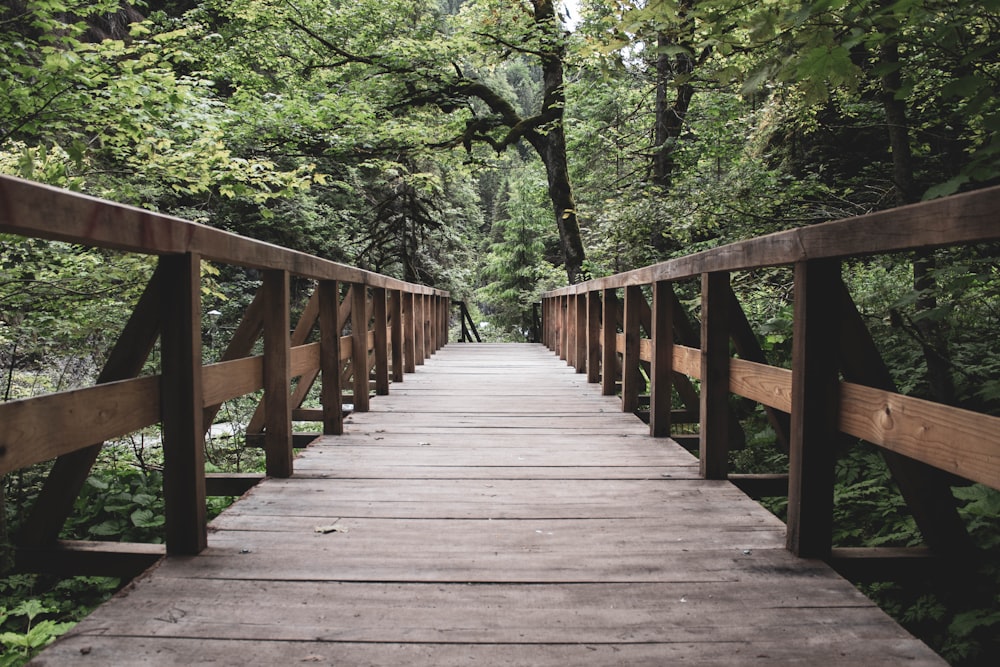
(1, 175, 998, 664)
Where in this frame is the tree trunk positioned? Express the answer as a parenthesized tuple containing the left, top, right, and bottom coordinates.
(531, 0, 587, 284)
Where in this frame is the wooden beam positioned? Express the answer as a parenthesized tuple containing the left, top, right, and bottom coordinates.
(390, 290, 404, 382)
(542, 184, 1000, 297)
(586, 291, 602, 384)
(0, 175, 450, 296)
(827, 547, 939, 583)
(414, 294, 426, 366)
(351, 285, 371, 411)
(262, 269, 293, 478)
(203, 286, 265, 426)
(729, 473, 788, 499)
(159, 252, 207, 556)
(403, 291, 416, 374)
(204, 473, 264, 497)
(621, 286, 643, 413)
(16, 541, 164, 579)
(373, 288, 390, 395)
(786, 259, 841, 559)
(319, 280, 344, 436)
(601, 289, 619, 396)
(699, 272, 731, 480)
(574, 294, 587, 374)
(649, 281, 674, 438)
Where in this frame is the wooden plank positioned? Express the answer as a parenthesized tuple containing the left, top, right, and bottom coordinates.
(202, 356, 263, 406)
(159, 252, 207, 555)
(729, 473, 788, 499)
(729, 358, 792, 412)
(0, 175, 449, 296)
(828, 547, 937, 583)
(786, 259, 841, 558)
(203, 286, 265, 425)
(838, 382, 1000, 491)
(351, 285, 371, 411)
(204, 473, 264, 496)
(39, 636, 944, 666)
(670, 344, 699, 379)
(0, 376, 160, 475)
(414, 293, 426, 366)
(31, 344, 944, 667)
(15, 540, 163, 579)
(543, 184, 1000, 296)
(700, 272, 730, 480)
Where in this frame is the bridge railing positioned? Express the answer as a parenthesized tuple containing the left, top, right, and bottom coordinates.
(542, 185, 1000, 571)
(0, 175, 448, 570)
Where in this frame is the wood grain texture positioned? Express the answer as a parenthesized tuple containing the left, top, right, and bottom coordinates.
(0, 175, 447, 296)
(37, 344, 944, 666)
(544, 184, 1000, 297)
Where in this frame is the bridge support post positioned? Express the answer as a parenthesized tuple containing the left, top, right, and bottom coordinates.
(262, 269, 293, 478)
(650, 281, 674, 438)
(373, 288, 390, 395)
(351, 284, 371, 411)
(403, 292, 417, 373)
(160, 252, 207, 555)
(601, 289, 618, 396)
(622, 286, 643, 413)
(390, 290, 404, 382)
(787, 259, 840, 558)
(586, 292, 602, 383)
(700, 272, 731, 479)
(320, 280, 344, 435)
(574, 294, 587, 374)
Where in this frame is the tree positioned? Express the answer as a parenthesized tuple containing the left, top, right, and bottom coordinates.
(208, 0, 589, 282)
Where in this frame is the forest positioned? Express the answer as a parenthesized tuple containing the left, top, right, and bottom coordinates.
(1, 0, 999, 664)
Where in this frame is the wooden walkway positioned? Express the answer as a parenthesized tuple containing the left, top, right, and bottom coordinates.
(35, 344, 944, 666)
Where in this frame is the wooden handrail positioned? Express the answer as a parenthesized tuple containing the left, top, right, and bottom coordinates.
(541, 186, 1000, 561)
(0, 176, 450, 562)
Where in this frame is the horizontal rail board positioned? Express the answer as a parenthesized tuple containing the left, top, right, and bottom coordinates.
(0, 376, 160, 475)
(0, 175, 445, 295)
(545, 185, 1000, 297)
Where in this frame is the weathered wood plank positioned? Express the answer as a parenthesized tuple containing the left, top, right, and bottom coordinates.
(34, 344, 944, 666)
(0, 174, 448, 296)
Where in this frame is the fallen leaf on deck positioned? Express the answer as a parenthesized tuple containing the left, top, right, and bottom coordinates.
(314, 524, 348, 534)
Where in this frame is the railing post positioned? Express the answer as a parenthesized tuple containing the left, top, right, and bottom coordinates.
(319, 280, 343, 435)
(650, 280, 674, 438)
(351, 283, 371, 412)
(262, 269, 293, 478)
(390, 290, 404, 382)
(787, 259, 841, 558)
(621, 286, 643, 413)
(159, 252, 207, 555)
(601, 288, 618, 396)
(403, 291, 417, 373)
(586, 291, 602, 384)
(574, 293, 587, 374)
(700, 271, 731, 479)
(414, 294, 426, 365)
(373, 287, 390, 395)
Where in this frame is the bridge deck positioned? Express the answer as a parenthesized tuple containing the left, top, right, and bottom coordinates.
(36, 344, 943, 665)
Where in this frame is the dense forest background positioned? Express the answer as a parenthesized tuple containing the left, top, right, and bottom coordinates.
(1, 0, 999, 664)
